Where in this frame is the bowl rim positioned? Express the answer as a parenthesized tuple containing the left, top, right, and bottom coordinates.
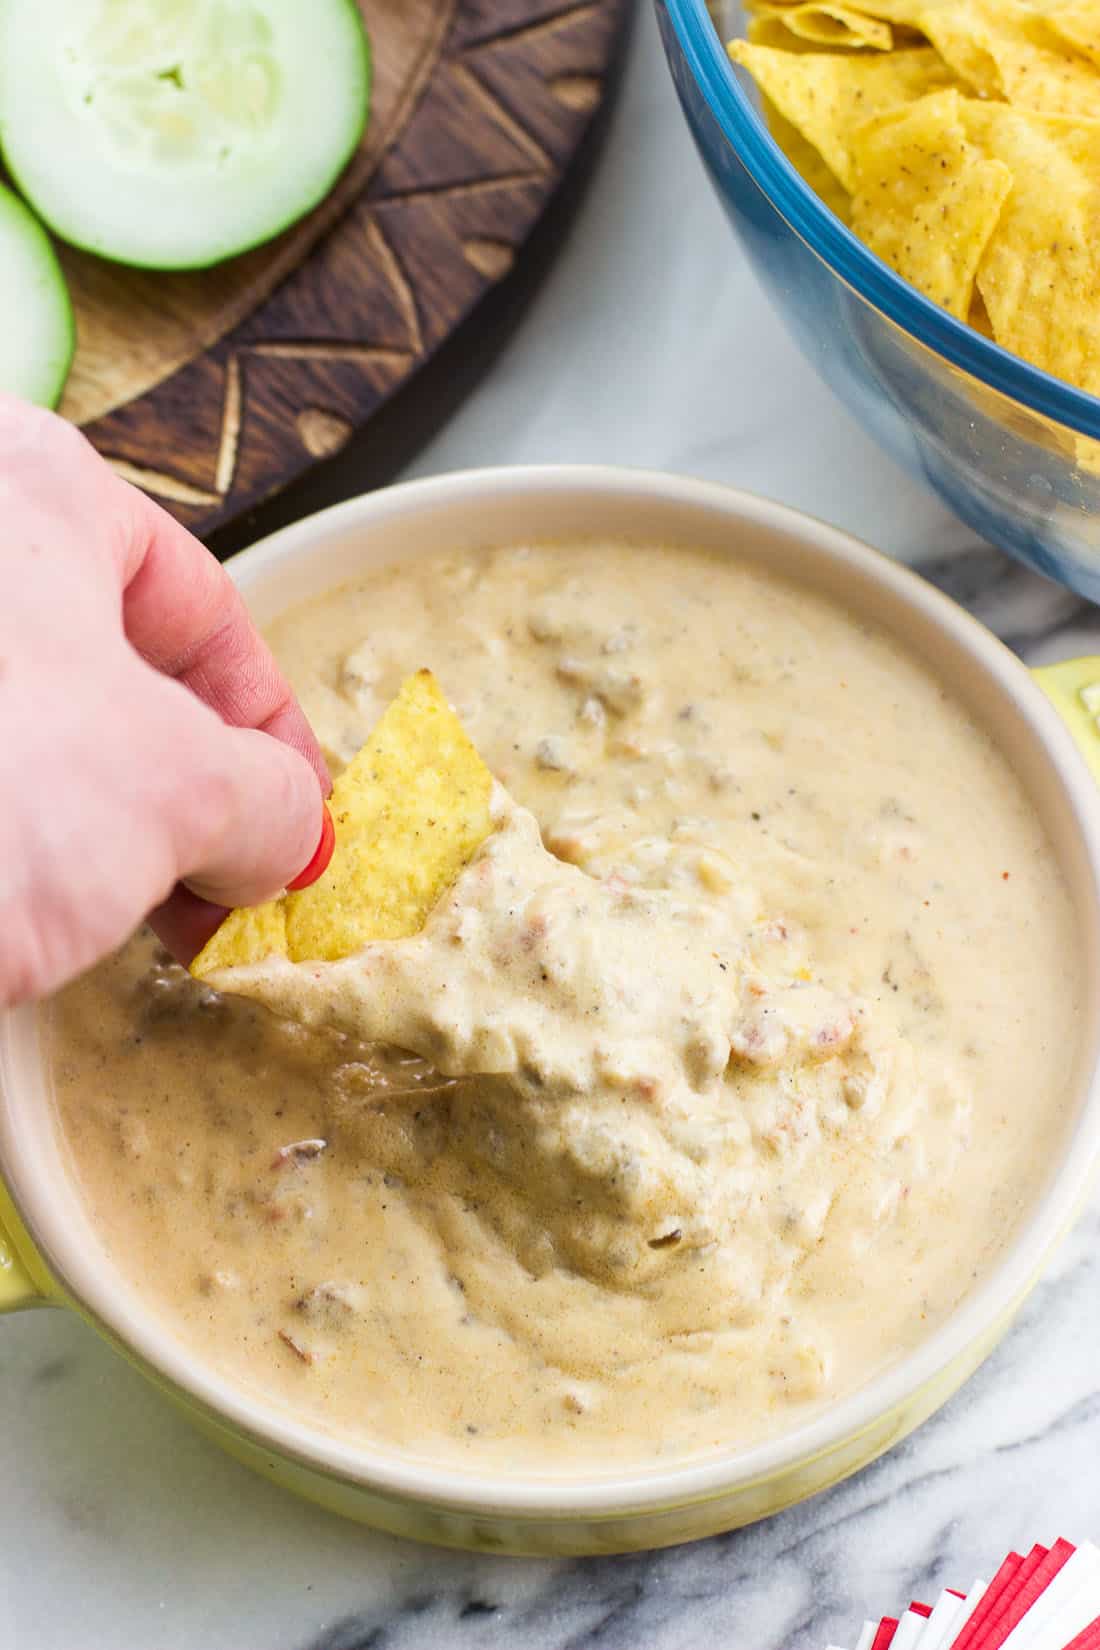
(661, 0, 1100, 443)
(6, 463, 1100, 1520)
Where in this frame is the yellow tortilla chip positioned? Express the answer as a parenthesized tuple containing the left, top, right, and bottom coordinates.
(190, 902, 289, 975)
(969, 286, 995, 339)
(747, 2, 894, 50)
(778, 0, 1100, 84)
(920, 0, 1100, 115)
(1036, 0, 1100, 69)
(729, 3, 1100, 411)
(849, 89, 1012, 319)
(914, 7, 1003, 96)
(963, 102, 1100, 398)
(753, 0, 928, 26)
(745, 7, 922, 53)
(728, 41, 956, 189)
(746, 14, 835, 51)
(836, 0, 926, 16)
(191, 669, 495, 975)
(762, 94, 852, 220)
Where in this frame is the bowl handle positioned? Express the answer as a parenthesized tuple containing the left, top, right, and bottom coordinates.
(1032, 659, 1100, 786)
(0, 1181, 47, 1312)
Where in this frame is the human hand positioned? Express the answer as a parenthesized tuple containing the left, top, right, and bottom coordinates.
(0, 395, 331, 1007)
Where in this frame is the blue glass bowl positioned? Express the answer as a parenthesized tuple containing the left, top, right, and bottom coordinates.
(656, 0, 1100, 600)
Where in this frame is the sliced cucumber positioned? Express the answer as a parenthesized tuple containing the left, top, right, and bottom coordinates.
(0, 0, 371, 271)
(0, 182, 73, 405)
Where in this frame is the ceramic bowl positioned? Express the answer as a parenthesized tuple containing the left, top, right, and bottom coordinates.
(4, 467, 1100, 1556)
(656, 0, 1100, 601)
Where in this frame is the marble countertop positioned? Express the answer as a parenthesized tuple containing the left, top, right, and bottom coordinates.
(5, 8, 1100, 1648)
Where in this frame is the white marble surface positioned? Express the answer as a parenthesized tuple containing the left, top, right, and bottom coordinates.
(5, 9, 1100, 1649)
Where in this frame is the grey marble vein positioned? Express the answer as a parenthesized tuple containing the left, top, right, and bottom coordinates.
(5, 9, 1100, 1650)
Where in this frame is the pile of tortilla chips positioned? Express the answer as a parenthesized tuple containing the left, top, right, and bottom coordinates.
(191, 668, 495, 978)
(729, 0, 1100, 401)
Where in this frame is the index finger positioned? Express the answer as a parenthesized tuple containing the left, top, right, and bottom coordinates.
(113, 474, 331, 795)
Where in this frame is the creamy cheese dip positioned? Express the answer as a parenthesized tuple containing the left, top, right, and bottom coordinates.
(48, 541, 1080, 1472)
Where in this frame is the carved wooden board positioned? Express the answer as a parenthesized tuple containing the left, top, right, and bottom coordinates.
(65, 0, 632, 537)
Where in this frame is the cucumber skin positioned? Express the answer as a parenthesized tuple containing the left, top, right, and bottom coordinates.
(0, 0, 372, 274)
(0, 181, 75, 407)
(42, 276, 76, 409)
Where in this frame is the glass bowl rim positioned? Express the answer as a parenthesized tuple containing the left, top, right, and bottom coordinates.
(663, 0, 1100, 443)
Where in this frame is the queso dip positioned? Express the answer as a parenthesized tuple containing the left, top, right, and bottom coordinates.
(48, 540, 1080, 1472)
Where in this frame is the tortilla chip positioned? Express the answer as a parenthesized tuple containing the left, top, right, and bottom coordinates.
(915, 7, 1003, 96)
(728, 41, 956, 188)
(758, 0, 928, 25)
(969, 286, 995, 339)
(762, 94, 852, 220)
(745, 6, 921, 52)
(963, 102, 1100, 398)
(190, 902, 289, 974)
(849, 88, 1012, 319)
(747, 2, 894, 50)
(920, 0, 1100, 114)
(746, 14, 836, 51)
(191, 669, 495, 976)
(1037, 1, 1100, 69)
(777, 0, 1100, 80)
(729, 2, 1100, 419)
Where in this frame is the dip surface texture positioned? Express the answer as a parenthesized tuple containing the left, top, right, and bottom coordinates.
(48, 542, 1080, 1471)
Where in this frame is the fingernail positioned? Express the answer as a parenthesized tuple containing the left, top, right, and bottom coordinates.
(287, 804, 336, 892)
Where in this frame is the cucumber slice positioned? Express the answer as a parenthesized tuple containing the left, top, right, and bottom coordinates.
(0, 0, 371, 271)
(0, 182, 74, 405)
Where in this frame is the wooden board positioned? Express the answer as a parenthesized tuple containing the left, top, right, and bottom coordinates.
(66, 0, 632, 538)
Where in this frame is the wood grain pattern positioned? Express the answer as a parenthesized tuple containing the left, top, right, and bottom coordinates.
(70, 0, 632, 538)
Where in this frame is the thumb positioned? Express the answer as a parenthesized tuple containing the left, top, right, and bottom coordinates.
(174, 718, 327, 910)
